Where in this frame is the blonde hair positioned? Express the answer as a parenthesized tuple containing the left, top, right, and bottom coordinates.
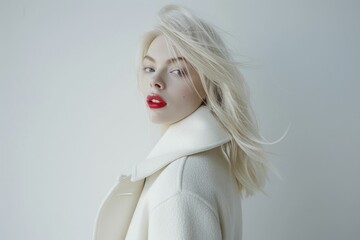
(135, 4, 288, 197)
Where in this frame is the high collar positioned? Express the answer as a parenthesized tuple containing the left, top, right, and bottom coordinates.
(130, 105, 232, 182)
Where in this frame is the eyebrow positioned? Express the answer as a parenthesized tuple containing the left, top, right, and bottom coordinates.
(143, 55, 188, 64)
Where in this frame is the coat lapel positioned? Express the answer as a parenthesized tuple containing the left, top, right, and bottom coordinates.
(93, 175, 145, 240)
(131, 105, 232, 181)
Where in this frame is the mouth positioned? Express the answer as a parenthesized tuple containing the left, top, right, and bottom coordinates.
(147, 94, 167, 108)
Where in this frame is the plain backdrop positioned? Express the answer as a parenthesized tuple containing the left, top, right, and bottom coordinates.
(1, 0, 359, 239)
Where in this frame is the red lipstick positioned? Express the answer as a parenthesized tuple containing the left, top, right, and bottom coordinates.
(147, 94, 167, 108)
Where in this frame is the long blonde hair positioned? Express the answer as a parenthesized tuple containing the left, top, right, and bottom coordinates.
(135, 4, 287, 197)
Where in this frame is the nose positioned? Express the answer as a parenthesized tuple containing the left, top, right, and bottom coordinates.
(150, 74, 165, 89)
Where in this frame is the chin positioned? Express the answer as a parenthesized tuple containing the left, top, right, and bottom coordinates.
(148, 114, 168, 124)
(148, 114, 176, 126)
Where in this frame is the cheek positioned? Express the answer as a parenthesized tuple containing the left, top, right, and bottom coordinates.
(191, 78, 205, 98)
(172, 86, 198, 103)
(170, 82, 193, 97)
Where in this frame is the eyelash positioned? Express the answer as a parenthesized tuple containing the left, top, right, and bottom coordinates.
(143, 67, 188, 77)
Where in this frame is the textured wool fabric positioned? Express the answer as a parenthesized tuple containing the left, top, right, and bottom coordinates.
(93, 106, 242, 240)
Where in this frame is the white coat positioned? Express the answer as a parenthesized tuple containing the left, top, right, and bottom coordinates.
(93, 105, 242, 240)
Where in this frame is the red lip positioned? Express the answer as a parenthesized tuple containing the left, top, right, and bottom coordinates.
(147, 94, 167, 108)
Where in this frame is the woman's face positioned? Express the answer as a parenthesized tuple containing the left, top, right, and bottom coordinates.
(140, 34, 206, 132)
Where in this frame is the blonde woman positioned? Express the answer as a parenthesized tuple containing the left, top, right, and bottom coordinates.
(94, 4, 283, 240)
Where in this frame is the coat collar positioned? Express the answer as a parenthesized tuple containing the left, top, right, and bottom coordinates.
(130, 105, 232, 182)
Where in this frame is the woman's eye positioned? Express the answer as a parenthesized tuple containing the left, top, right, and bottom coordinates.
(172, 69, 187, 77)
(143, 67, 154, 73)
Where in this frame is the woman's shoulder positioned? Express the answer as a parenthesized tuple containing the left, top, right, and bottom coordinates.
(146, 146, 238, 210)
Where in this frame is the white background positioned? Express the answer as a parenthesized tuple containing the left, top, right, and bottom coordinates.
(1, 0, 359, 239)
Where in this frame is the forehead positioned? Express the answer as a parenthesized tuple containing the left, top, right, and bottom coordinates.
(144, 35, 186, 64)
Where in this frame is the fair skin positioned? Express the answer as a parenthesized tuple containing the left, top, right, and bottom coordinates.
(140, 34, 206, 134)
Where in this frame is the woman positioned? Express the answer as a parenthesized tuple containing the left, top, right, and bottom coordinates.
(93, 4, 274, 240)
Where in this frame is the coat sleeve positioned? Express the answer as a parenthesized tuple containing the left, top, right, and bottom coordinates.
(148, 191, 222, 240)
